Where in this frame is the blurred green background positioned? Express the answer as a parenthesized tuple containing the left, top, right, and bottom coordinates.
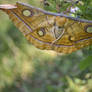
(0, 0, 92, 92)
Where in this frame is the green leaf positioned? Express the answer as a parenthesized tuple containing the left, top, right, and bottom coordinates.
(79, 55, 92, 71)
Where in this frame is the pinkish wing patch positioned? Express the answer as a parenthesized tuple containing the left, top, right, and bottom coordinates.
(0, 4, 16, 9)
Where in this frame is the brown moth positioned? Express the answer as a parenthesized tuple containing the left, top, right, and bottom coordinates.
(0, 2, 92, 54)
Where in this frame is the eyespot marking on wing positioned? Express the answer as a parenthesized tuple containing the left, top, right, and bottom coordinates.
(37, 28, 46, 37)
(22, 9, 34, 17)
(69, 36, 75, 41)
(85, 25, 92, 33)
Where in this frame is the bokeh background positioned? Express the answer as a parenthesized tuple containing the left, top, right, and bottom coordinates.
(0, 0, 92, 92)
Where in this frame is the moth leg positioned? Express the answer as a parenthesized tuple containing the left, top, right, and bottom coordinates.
(51, 29, 65, 45)
(51, 19, 57, 39)
(51, 27, 56, 39)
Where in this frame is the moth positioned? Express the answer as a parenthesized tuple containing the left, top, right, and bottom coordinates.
(0, 2, 92, 54)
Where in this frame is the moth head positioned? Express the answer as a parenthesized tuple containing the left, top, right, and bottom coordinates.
(56, 16, 67, 26)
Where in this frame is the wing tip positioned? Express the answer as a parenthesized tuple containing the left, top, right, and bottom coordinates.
(0, 4, 17, 10)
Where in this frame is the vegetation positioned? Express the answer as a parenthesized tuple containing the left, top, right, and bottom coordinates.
(0, 0, 92, 92)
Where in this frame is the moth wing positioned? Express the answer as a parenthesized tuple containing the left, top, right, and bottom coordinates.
(0, 2, 92, 54)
